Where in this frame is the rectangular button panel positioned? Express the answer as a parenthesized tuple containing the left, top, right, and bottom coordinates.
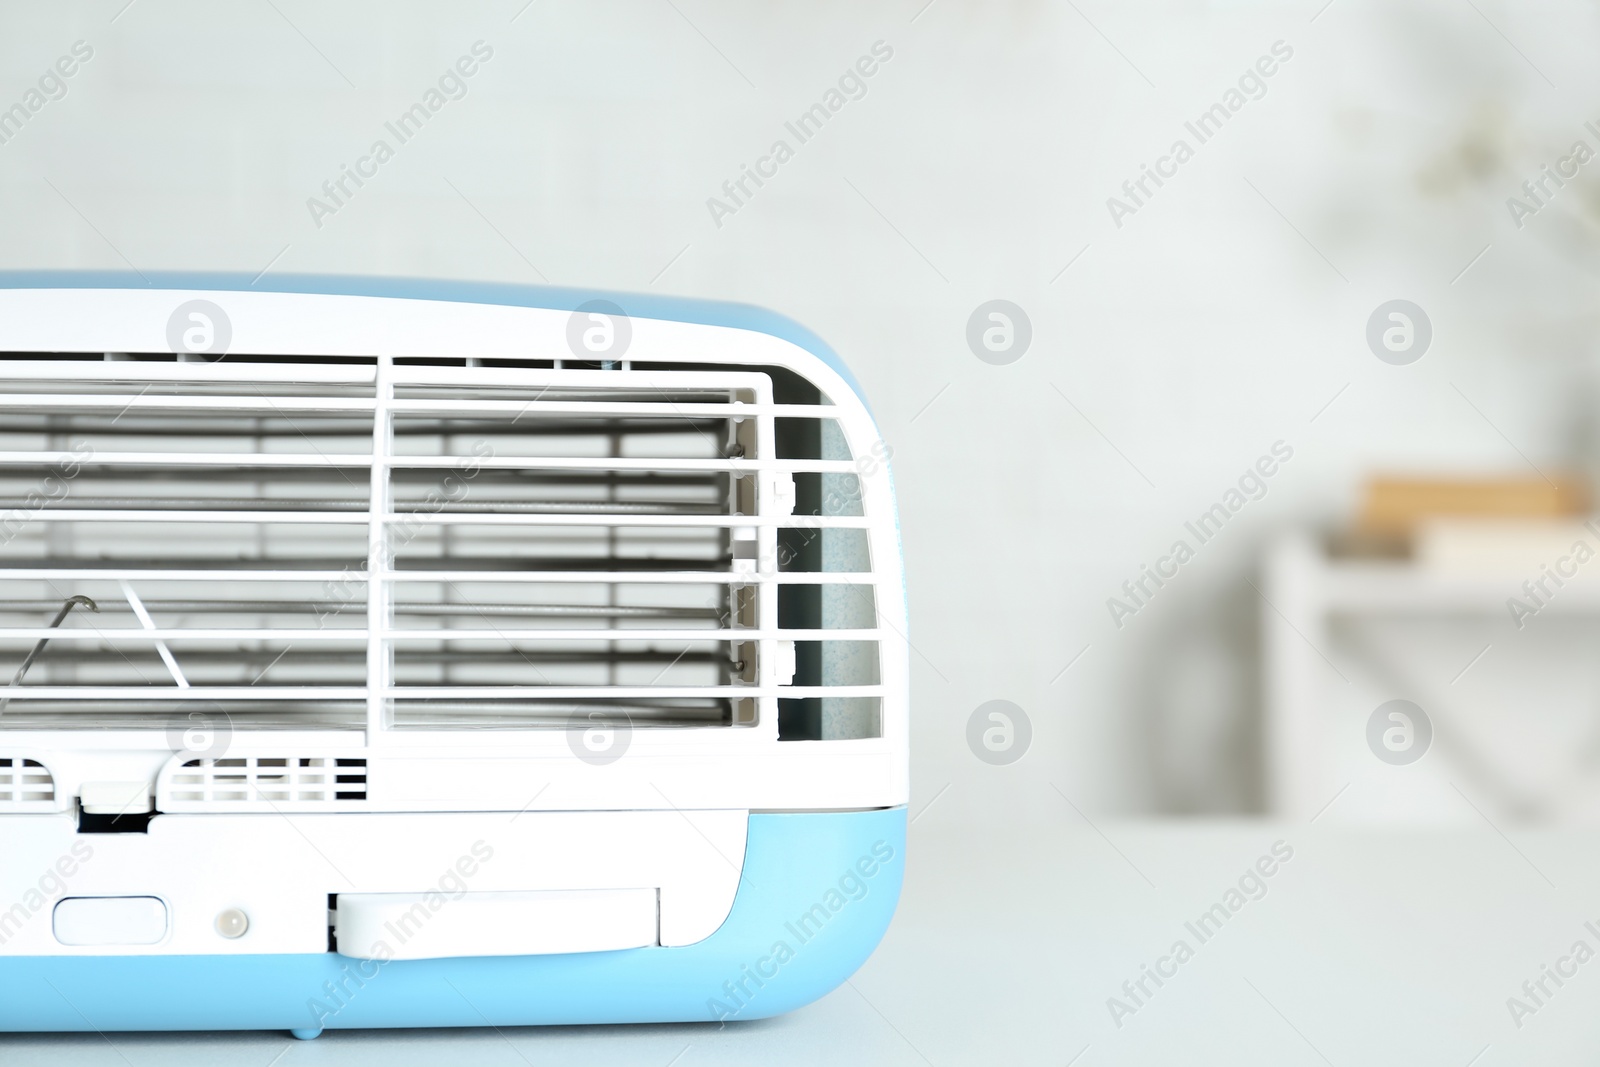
(53, 896, 168, 946)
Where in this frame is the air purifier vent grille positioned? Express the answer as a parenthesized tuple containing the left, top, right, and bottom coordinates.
(0, 356, 883, 741)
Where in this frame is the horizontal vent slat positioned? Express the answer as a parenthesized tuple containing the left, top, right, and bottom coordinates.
(0, 628, 881, 641)
(0, 686, 884, 699)
(2, 510, 871, 527)
(0, 569, 879, 583)
(0, 452, 862, 473)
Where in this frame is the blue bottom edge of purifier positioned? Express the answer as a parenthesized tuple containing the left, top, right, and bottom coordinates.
(0, 807, 906, 1034)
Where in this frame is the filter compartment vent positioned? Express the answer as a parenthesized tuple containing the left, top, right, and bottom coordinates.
(162, 755, 368, 809)
(0, 756, 54, 809)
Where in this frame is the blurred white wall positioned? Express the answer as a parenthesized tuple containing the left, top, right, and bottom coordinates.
(2, 0, 1599, 822)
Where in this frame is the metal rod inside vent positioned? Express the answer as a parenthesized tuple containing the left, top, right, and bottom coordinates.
(0, 595, 97, 712)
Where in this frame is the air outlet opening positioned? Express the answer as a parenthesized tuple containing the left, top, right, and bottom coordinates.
(0, 358, 885, 744)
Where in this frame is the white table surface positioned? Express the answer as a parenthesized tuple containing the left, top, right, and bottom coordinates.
(5, 816, 1598, 1066)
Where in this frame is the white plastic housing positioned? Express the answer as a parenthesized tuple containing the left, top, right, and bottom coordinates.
(0, 285, 908, 957)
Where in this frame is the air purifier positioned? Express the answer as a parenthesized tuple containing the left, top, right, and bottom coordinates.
(0, 274, 907, 1036)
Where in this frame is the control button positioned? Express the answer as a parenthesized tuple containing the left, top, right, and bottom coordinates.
(215, 908, 249, 939)
(53, 896, 167, 946)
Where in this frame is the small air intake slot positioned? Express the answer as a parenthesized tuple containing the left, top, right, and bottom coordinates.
(779, 697, 882, 741)
(0, 756, 54, 806)
(164, 756, 368, 807)
(771, 409, 882, 741)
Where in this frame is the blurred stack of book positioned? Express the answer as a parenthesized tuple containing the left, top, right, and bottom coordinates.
(1341, 474, 1593, 572)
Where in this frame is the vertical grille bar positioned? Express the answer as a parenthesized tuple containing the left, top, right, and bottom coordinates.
(366, 356, 394, 739)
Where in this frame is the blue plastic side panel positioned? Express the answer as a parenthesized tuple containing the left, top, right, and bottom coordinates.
(0, 271, 873, 413)
(0, 808, 904, 1033)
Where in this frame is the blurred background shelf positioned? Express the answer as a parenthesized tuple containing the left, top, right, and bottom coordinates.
(1265, 527, 1600, 822)
(1293, 554, 1600, 614)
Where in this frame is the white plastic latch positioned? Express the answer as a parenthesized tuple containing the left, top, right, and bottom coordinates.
(766, 472, 796, 517)
(772, 639, 797, 686)
(80, 781, 153, 816)
(334, 889, 658, 960)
